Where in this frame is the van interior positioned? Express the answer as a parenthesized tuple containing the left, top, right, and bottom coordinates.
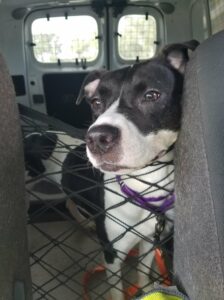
(0, 0, 224, 300)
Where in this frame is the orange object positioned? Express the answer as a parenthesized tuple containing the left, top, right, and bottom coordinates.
(82, 248, 171, 299)
(127, 248, 139, 258)
(124, 283, 140, 300)
(82, 264, 106, 300)
(155, 248, 172, 286)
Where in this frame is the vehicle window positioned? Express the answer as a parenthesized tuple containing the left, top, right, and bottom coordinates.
(117, 14, 157, 61)
(208, 0, 224, 34)
(31, 15, 99, 63)
(191, 0, 209, 41)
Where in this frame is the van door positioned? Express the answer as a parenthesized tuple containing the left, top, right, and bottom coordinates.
(107, 4, 164, 70)
(24, 2, 164, 128)
(25, 5, 106, 128)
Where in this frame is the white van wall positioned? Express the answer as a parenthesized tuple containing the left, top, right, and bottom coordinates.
(0, 5, 29, 106)
(0, 0, 206, 108)
(165, 0, 192, 44)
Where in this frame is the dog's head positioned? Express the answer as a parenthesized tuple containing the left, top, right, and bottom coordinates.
(76, 67, 129, 121)
(24, 132, 58, 177)
(77, 40, 199, 174)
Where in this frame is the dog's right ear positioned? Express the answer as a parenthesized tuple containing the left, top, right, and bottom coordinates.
(162, 40, 199, 73)
(76, 70, 107, 105)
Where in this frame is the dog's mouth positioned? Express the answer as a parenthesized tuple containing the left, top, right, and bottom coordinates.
(97, 149, 171, 174)
(99, 162, 132, 173)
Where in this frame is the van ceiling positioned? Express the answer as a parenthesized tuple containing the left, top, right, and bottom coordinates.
(1, 0, 177, 8)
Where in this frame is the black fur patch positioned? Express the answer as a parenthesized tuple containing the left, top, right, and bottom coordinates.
(24, 132, 58, 177)
(103, 245, 117, 264)
(85, 67, 129, 120)
(61, 144, 116, 261)
(62, 143, 103, 216)
(118, 59, 183, 135)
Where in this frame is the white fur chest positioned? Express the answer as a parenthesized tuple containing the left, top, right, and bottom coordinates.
(103, 151, 174, 250)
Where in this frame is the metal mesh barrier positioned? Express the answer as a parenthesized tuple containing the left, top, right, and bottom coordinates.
(20, 105, 174, 300)
(209, 0, 224, 34)
(117, 14, 157, 60)
(31, 16, 99, 64)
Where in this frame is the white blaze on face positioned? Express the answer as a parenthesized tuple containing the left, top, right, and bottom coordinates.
(86, 99, 178, 173)
(84, 79, 100, 98)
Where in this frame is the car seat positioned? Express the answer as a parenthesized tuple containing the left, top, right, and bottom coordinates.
(0, 53, 32, 300)
(174, 31, 224, 300)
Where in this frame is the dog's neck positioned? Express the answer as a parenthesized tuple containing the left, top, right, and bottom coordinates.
(131, 147, 174, 174)
(119, 147, 174, 178)
(116, 173, 175, 213)
(105, 148, 175, 200)
(116, 149, 175, 213)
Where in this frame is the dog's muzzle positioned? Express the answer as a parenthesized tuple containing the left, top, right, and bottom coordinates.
(86, 125, 120, 155)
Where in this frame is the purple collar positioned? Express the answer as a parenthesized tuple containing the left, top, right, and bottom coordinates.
(116, 175, 175, 213)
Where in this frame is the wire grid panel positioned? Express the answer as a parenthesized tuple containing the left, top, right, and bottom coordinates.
(31, 16, 99, 63)
(118, 14, 157, 60)
(21, 107, 174, 300)
(209, 0, 224, 34)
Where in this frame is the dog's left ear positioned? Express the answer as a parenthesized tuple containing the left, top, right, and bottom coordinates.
(162, 40, 199, 73)
(76, 70, 107, 105)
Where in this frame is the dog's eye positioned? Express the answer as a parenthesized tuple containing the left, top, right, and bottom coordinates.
(143, 90, 161, 102)
(90, 97, 102, 110)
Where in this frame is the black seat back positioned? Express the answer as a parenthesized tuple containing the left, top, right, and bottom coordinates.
(0, 53, 32, 299)
(174, 31, 224, 299)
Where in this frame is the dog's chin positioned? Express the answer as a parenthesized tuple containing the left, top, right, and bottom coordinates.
(98, 163, 136, 175)
(89, 156, 164, 175)
(87, 147, 171, 174)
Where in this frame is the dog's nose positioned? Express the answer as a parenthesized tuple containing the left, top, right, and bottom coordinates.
(86, 125, 120, 155)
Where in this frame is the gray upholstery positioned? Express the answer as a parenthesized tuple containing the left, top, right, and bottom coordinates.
(0, 54, 32, 299)
(174, 31, 224, 299)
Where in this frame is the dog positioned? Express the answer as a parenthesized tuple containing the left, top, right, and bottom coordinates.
(24, 131, 83, 182)
(74, 40, 199, 299)
(24, 130, 96, 224)
(24, 40, 198, 298)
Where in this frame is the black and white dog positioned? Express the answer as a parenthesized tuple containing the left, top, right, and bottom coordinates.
(73, 40, 199, 299)
(24, 131, 92, 223)
(24, 40, 198, 299)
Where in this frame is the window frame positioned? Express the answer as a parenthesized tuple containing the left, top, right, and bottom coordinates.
(190, 0, 211, 42)
(113, 6, 164, 65)
(25, 7, 103, 69)
(208, 0, 224, 34)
